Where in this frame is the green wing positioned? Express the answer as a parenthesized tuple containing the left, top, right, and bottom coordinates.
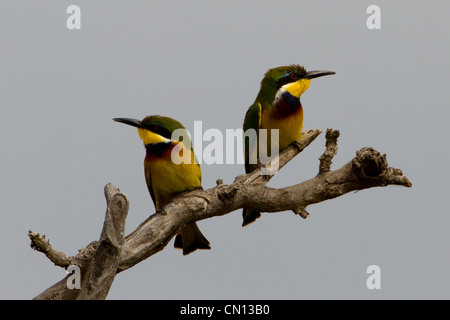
(243, 102, 261, 173)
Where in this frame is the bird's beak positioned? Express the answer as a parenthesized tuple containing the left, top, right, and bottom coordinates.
(113, 118, 144, 128)
(304, 70, 335, 79)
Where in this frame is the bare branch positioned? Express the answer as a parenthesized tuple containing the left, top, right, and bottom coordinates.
(29, 231, 72, 268)
(77, 185, 129, 300)
(117, 132, 411, 272)
(32, 241, 98, 300)
(31, 184, 128, 300)
(241, 128, 322, 185)
(319, 128, 340, 174)
(29, 128, 412, 299)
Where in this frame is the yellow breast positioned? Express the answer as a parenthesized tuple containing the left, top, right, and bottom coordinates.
(145, 142, 201, 207)
(260, 106, 303, 151)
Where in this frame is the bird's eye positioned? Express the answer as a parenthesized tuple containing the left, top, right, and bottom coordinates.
(289, 73, 298, 80)
(150, 124, 160, 132)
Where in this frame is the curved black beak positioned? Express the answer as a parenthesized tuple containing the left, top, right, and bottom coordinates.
(113, 118, 143, 128)
(304, 70, 335, 80)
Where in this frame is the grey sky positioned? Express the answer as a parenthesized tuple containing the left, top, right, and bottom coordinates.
(1, 1, 450, 299)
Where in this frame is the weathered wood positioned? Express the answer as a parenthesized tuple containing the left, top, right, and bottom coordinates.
(76, 185, 128, 300)
(29, 128, 412, 299)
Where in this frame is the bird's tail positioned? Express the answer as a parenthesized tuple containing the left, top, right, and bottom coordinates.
(174, 222, 211, 255)
(242, 208, 261, 227)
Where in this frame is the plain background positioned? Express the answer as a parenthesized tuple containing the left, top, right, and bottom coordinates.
(1, 1, 450, 299)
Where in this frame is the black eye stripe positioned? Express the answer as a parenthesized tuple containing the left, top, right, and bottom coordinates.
(147, 123, 172, 140)
(278, 72, 301, 87)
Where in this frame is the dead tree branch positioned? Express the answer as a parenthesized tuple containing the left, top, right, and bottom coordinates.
(319, 128, 340, 174)
(76, 184, 128, 299)
(29, 128, 411, 299)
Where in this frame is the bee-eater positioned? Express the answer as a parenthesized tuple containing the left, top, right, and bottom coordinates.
(114, 115, 210, 255)
(242, 65, 335, 226)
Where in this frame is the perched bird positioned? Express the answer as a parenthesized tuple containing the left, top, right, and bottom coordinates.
(114, 115, 210, 255)
(242, 65, 335, 226)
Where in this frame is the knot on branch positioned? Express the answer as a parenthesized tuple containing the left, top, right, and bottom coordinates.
(293, 207, 310, 219)
(217, 183, 240, 203)
(352, 147, 388, 178)
(163, 189, 209, 223)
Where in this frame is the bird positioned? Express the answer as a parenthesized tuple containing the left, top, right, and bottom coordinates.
(242, 64, 335, 226)
(113, 115, 210, 255)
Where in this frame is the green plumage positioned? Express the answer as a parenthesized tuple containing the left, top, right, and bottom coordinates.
(242, 65, 335, 226)
(113, 115, 210, 255)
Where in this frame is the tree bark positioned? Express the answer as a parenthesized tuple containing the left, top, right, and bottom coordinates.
(76, 184, 128, 299)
